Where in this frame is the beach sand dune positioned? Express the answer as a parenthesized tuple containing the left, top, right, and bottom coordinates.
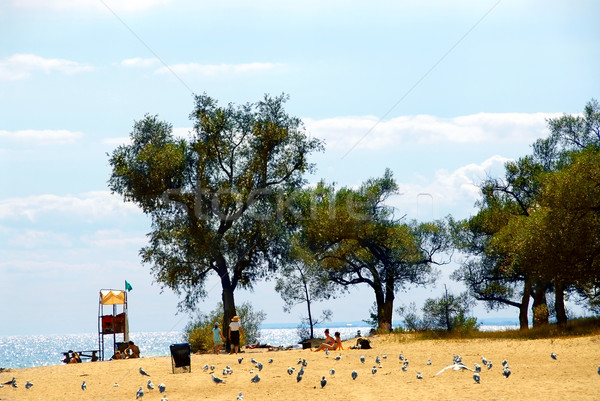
(1, 334, 599, 400)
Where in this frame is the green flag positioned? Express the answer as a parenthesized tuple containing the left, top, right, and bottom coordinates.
(125, 280, 133, 292)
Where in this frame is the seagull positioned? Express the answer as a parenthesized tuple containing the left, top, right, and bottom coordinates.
(147, 379, 155, 390)
(325, 349, 330, 356)
(3, 378, 16, 386)
(481, 356, 488, 365)
(551, 352, 558, 360)
(474, 363, 481, 373)
(251, 373, 261, 383)
(297, 358, 303, 365)
(351, 370, 358, 380)
(268, 358, 273, 364)
(487, 361, 493, 370)
(296, 372, 303, 383)
(25, 381, 33, 389)
(382, 354, 387, 359)
(287, 367, 295, 375)
(399, 353, 404, 361)
(435, 363, 475, 376)
(136, 386, 144, 399)
(251, 358, 258, 365)
(139, 367, 151, 376)
(329, 368, 335, 376)
(503, 366, 511, 378)
(417, 372, 423, 380)
(210, 365, 216, 371)
(360, 355, 365, 364)
(372, 366, 377, 375)
(375, 356, 381, 364)
(211, 373, 226, 384)
(427, 359, 432, 365)
(158, 383, 166, 393)
(473, 372, 480, 384)
(238, 357, 243, 364)
(113, 382, 119, 387)
(502, 359, 509, 367)
(453, 354, 462, 364)
(597, 366, 600, 375)
(299, 366, 305, 376)
(403, 359, 409, 367)
(402, 364, 408, 372)
(257, 362, 263, 371)
(320, 376, 327, 388)
(82, 381, 87, 391)
(334, 354, 342, 361)
(203, 364, 209, 370)
(302, 359, 308, 367)
(161, 396, 168, 401)
(237, 392, 244, 400)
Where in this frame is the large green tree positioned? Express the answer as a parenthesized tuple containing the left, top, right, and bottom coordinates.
(454, 98, 600, 328)
(108, 93, 323, 335)
(298, 169, 450, 331)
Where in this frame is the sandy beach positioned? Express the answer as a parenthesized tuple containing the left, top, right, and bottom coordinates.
(1, 334, 599, 401)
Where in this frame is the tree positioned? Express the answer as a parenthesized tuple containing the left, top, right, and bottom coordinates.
(298, 169, 450, 331)
(108, 93, 323, 338)
(421, 286, 478, 332)
(275, 238, 336, 339)
(454, 98, 600, 328)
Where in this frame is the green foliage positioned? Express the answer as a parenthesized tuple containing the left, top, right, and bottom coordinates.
(108, 93, 323, 327)
(296, 170, 451, 330)
(421, 286, 479, 332)
(184, 301, 266, 353)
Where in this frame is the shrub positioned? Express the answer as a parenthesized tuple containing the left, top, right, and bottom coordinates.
(184, 301, 266, 353)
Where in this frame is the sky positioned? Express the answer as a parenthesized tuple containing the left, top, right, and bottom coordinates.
(1, 0, 599, 336)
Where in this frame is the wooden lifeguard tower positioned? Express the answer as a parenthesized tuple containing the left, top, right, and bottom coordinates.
(98, 289, 129, 361)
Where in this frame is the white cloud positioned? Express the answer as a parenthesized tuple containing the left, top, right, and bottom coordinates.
(120, 57, 160, 68)
(303, 112, 563, 151)
(0, 129, 83, 145)
(0, 54, 94, 81)
(102, 137, 131, 146)
(0, 191, 142, 222)
(388, 155, 512, 220)
(155, 62, 284, 76)
(7, 230, 73, 248)
(11, 0, 171, 12)
(82, 229, 147, 249)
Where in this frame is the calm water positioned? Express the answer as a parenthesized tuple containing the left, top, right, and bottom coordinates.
(0, 324, 515, 369)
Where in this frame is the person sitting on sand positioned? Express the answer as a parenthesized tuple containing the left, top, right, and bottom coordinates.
(312, 331, 344, 352)
(111, 350, 123, 360)
(68, 351, 82, 363)
(124, 341, 140, 358)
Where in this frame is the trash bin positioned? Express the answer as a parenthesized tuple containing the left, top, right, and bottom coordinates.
(170, 343, 191, 374)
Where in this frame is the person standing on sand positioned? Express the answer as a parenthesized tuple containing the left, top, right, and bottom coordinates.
(213, 323, 226, 354)
(228, 316, 245, 354)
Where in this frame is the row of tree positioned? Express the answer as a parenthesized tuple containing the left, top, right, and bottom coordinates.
(452, 99, 600, 329)
(108, 94, 600, 340)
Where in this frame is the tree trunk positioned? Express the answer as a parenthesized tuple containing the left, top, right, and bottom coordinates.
(519, 278, 531, 331)
(221, 275, 236, 352)
(377, 277, 395, 332)
(305, 283, 314, 339)
(532, 281, 549, 327)
(555, 280, 567, 327)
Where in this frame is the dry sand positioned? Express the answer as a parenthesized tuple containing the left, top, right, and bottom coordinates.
(1, 334, 599, 401)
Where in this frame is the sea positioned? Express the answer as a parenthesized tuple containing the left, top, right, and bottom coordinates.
(0, 319, 519, 369)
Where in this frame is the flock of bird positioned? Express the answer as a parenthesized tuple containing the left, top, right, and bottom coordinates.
(1, 350, 599, 399)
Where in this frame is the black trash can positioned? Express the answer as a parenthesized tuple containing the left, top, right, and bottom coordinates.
(170, 343, 191, 374)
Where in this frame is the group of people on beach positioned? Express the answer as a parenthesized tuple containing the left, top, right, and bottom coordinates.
(111, 341, 141, 360)
(311, 329, 345, 352)
(212, 315, 245, 354)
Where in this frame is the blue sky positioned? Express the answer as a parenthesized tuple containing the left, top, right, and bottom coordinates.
(1, 0, 599, 336)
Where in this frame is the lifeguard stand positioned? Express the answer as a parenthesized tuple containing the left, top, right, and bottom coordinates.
(98, 289, 129, 361)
